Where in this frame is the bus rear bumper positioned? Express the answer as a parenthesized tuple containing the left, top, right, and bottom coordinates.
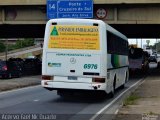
(41, 80, 107, 91)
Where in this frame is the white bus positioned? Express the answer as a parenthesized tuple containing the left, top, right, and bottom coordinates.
(42, 19, 129, 97)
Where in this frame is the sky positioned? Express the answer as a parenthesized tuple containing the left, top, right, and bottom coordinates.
(128, 38, 160, 48)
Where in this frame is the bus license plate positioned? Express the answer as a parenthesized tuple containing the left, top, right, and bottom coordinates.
(68, 76, 77, 80)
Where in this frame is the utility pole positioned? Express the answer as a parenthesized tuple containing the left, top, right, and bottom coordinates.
(5, 39, 8, 61)
(156, 38, 158, 53)
(141, 38, 142, 48)
(136, 38, 138, 46)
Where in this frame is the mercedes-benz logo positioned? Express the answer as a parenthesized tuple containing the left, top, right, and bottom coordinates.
(70, 58, 76, 64)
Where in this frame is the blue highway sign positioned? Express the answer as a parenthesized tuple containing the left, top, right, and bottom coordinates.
(47, 0, 93, 19)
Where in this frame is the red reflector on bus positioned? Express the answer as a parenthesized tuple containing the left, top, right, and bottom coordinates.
(92, 78, 105, 83)
(42, 75, 54, 80)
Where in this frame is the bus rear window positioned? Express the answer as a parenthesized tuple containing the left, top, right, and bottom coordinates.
(48, 25, 100, 50)
(129, 48, 143, 59)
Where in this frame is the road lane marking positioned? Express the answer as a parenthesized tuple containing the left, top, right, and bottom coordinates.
(34, 99, 40, 102)
(114, 109, 119, 114)
(90, 78, 145, 120)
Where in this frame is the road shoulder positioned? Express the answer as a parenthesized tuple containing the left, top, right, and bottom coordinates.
(114, 69, 160, 120)
(0, 75, 40, 92)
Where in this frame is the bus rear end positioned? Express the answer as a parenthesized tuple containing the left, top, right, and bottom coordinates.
(41, 19, 107, 95)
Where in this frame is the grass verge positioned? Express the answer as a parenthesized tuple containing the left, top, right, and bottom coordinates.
(123, 94, 139, 106)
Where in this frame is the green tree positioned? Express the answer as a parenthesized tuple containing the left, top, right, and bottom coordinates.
(15, 40, 23, 49)
(24, 38, 34, 47)
(153, 42, 160, 52)
(0, 42, 6, 52)
(7, 38, 35, 51)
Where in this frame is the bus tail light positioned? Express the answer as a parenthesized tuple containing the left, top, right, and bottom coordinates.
(92, 78, 105, 83)
(42, 75, 54, 80)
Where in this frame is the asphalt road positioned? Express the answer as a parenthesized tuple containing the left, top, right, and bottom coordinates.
(0, 76, 143, 120)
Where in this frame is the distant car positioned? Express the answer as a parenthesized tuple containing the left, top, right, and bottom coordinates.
(0, 60, 22, 79)
(23, 58, 41, 75)
(157, 54, 160, 62)
(129, 48, 149, 73)
(148, 56, 157, 63)
(8, 58, 24, 73)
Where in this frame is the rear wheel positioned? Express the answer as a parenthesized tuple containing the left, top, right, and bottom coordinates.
(8, 73, 12, 79)
(110, 77, 116, 98)
(121, 71, 129, 89)
(57, 90, 73, 98)
(17, 72, 22, 78)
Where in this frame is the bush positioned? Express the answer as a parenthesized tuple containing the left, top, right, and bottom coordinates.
(0, 42, 6, 52)
(8, 38, 35, 51)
